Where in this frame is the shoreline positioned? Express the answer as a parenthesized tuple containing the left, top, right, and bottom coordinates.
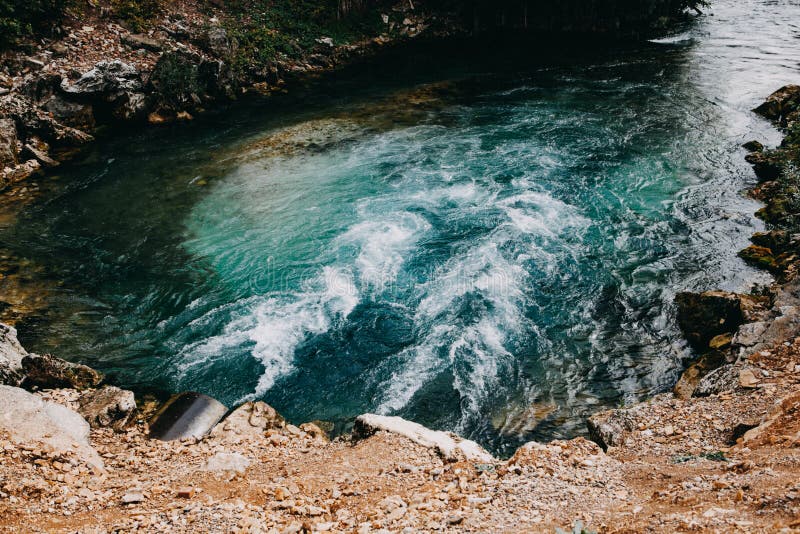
(0, 85, 798, 531)
(1, 2, 800, 530)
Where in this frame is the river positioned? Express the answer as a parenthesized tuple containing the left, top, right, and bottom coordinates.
(3, 0, 798, 456)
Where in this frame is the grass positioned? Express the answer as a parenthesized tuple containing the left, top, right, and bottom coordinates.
(220, 0, 387, 75)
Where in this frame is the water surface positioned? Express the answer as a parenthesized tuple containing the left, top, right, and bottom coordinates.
(5, 0, 799, 455)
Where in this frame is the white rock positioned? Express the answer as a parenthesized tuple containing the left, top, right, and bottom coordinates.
(0, 385, 103, 470)
(202, 451, 251, 474)
(353, 414, 495, 463)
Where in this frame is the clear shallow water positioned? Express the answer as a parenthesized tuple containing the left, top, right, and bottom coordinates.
(5, 0, 799, 455)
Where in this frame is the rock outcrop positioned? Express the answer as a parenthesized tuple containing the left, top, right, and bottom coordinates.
(78, 386, 137, 431)
(0, 385, 103, 471)
(675, 290, 769, 350)
(0, 323, 26, 385)
(21, 352, 103, 390)
(210, 400, 284, 443)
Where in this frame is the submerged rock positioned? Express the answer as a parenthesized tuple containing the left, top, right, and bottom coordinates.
(353, 414, 494, 463)
(675, 291, 769, 350)
(21, 353, 103, 390)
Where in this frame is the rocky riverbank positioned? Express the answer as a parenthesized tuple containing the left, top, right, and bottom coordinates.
(0, 0, 459, 196)
(0, 86, 799, 532)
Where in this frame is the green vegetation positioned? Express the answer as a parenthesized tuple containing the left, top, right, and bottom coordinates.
(149, 51, 202, 108)
(672, 450, 727, 463)
(221, 0, 385, 74)
(111, 0, 161, 32)
(0, 0, 67, 48)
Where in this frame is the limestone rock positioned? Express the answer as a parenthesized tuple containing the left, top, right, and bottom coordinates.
(78, 386, 136, 430)
(673, 351, 726, 400)
(733, 321, 769, 347)
(111, 91, 148, 121)
(21, 142, 58, 168)
(587, 407, 638, 450)
(0, 323, 27, 386)
(0, 385, 103, 470)
(43, 95, 95, 131)
(211, 400, 284, 441)
(299, 422, 329, 441)
(738, 369, 760, 388)
(62, 60, 143, 97)
(121, 33, 163, 52)
(675, 291, 768, 350)
(148, 392, 228, 441)
(754, 84, 800, 126)
(21, 353, 103, 390)
(202, 451, 251, 474)
(353, 414, 494, 462)
(0, 117, 18, 169)
(203, 26, 236, 58)
(1, 159, 41, 188)
(693, 364, 740, 397)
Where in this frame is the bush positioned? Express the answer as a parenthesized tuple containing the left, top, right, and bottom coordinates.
(112, 0, 161, 32)
(150, 51, 202, 109)
(0, 0, 68, 48)
(223, 0, 385, 73)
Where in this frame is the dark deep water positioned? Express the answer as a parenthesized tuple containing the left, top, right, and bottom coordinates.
(3, 0, 799, 456)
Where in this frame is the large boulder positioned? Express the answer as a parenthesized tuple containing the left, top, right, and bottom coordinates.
(148, 391, 228, 441)
(210, 401, 284, 442)
(754, 85, 800, 126)
(78, 386, 136, 430)
(0, 385, 103, 471)
(0, 323, 26, 386)
(353, 414, 494, 463)
(61, 60, 143, 98)
(43, 95, 95, 131)
(587, 407, 638, 450)
(21, 353, 103, 390)
(675, 291, 769, 350)
(673, 350, 727, 400)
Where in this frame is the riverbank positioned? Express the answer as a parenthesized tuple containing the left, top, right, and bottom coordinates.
(0, 83, 799, 532)
(0, 0, 461, 195)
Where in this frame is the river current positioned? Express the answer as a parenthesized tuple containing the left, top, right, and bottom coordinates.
(4, 0, 799, 455)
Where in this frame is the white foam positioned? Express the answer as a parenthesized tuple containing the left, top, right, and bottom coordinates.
(338, 212, 430, 291)
(648, 32, 693, 44)
(176, 267, 358, 398)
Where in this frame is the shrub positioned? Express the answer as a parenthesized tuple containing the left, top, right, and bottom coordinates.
(0, 0, 68, 48)
(112, 0, 161, 32)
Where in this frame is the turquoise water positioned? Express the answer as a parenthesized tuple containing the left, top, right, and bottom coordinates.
(5, 0, 799, 455)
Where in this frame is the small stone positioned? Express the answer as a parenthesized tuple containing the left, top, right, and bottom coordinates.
(738, 369, 759, 388)
(176, 487, 194, 499)
(122, 491, 144, 504)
